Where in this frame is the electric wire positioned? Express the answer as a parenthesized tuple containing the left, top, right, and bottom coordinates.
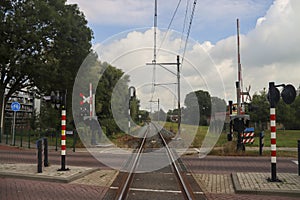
(179, 0, 191, 54)
(149, 0, 197, 112)
(157, 0, 182, 56)
(181, 0, 197, 67)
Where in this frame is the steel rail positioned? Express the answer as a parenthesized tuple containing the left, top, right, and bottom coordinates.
(115, 126, 149, 200)
(154, 123, 195, 200)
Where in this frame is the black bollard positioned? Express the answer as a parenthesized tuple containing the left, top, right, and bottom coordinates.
(5, 127, 8, 144)
(20, 129, 23, 147)
(28, 131, 31, 149)
(298, 140, 300, 176)
(55, 131, 58, 151)
(73, 130, 77, 152)
(43, 137, 49, 167)
(259, 131, 264, 156)
(37, 139, 43, 173)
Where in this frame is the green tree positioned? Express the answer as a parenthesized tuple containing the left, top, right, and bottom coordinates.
(248, 89, 269, 130)
(0, 0, 92, 131)
(96, 63, 130, 136)
(277, 95, 300, 129)
(184, 90, 211, 125)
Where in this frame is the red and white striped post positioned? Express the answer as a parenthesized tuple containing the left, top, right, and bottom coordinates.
(58, 91, 69, 171)
(270, 106, 277, 181)
(269, 82, 278, 181)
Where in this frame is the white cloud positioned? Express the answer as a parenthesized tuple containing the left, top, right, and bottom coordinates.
(206, 0, 300, 100)
(79, 0, 300, 111)
(67, 0, 153, 26)
(94, 28, 225, 111)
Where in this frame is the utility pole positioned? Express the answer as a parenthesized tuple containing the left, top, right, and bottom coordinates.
(176, 55, 181, 137)
(147, 55, 181, 137)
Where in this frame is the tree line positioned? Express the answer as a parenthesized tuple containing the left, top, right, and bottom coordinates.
(249, 88, 300, 130)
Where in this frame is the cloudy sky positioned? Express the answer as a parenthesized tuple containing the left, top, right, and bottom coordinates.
(68, 0, 300, 112)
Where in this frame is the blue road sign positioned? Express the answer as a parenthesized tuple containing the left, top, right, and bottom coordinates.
(11, 102, 21, 111)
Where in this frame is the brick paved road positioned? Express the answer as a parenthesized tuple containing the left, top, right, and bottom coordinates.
(1, 145, 299, 200)
(183, 155, 299, 200)
(182, 155, 297, 174)
(0, 177, 108, 200)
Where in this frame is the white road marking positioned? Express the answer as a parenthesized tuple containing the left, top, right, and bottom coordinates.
(109, 186, 204, 194)
(292, 160, 298, 165)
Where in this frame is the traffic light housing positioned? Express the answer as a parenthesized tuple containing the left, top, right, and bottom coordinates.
(281, 84, 296, 104)
(268, 82, 296, 106)
(267, 83, 280, 106)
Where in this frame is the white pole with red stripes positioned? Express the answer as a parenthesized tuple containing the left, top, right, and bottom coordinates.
(267, 82, 296, 181)
(58, 91, 69, 171)
(270, 107, 277, 181)
(269, 82, 277, 181)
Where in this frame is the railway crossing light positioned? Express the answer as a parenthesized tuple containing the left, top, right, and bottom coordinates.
(128, 86, 136, 135)
(267, 84, 280, 106)
(51, 90, 66, 109)
(281, 84, 296, 104)
(267, 82, 296, 182)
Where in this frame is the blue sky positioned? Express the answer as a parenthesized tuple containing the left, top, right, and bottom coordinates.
(68, 0, 274, 44)
(68, 0, 300, 111)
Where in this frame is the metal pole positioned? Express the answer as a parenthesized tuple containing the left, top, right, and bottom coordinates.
(177, 55, 181, 137)
(20, 127, 23, 147)
(55, 130, 58, 151)
(298, 140, 300, 176)
(28, 130, 31, 148)
(153, 0, 157, 63)
(236, 81, 241, 115)
(12, 111, 16, 145)
(58, 91, 69, 171)
(73, 130, 77, 152)
(89, 83, 93, 118)
(259, 131, 264, 156)
(237, 18, 244, 104)
(228, 101, 233, 141)
(43, 137, 49, 167)
(128, 87, 136, 135)
(269, 82, 278, 181)
(37, 139, 42, 173)
(128, 96, 131, 135)
(157, 98, 160, 122)
(1, 97, 5, 141)
(5, 126, 8, 144)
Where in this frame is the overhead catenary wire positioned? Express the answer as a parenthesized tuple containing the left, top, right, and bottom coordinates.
(181, 0, 197, 67)
(179, 0, 191, 53)
(151, 0, 183, 105)
(149, 0, 197, 112)
(157, 0, 182, 56)
(150, 0, 158, 102)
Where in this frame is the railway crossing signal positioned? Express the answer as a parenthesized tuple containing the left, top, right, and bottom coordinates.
(281, 84, 296, 104)
(128, 86, 136, 135)
(79, 83, 96, 120)
(50, 90, 69, 171)
(267, 82, 296, 182)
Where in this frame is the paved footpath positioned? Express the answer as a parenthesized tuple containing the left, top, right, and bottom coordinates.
(1, 144, 300, 200)
(183, 155, 300, 200)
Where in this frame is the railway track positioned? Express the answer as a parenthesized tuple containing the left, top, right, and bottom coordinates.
(103, 123, 206, 200)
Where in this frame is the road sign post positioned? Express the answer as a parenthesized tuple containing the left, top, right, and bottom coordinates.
(11, 102, 20, 145)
